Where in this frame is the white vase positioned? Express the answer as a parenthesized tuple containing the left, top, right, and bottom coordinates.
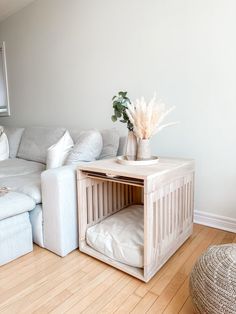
(137, 139, 151, 160)
(125, 131, 137, 160)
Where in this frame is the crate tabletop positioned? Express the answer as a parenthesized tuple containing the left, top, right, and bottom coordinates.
(77, 157, 194, 180)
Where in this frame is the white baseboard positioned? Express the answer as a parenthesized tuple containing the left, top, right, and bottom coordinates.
(194, 210, 236, 233)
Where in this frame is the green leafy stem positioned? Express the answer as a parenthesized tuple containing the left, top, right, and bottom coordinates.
(111, 91, 133, 131)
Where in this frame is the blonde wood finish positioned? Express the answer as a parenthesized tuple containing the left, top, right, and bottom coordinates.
(0, 225, 235, 313)
(77, 158, 195, 282)
(77, 157, 194, 180)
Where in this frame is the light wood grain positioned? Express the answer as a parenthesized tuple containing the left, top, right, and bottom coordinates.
(0, 225, 234, 313)
(131, 292, 157, 313)
(78, 157, 194, 180)
(179, 296, 195, 314)
(77, 158, 195, 282)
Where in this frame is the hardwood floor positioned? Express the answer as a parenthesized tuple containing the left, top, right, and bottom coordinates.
(0, 224, 235, 313)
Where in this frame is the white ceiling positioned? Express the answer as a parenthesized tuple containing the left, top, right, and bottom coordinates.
(0, 0, 35, 22)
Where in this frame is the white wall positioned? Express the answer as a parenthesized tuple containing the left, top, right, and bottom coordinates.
(0, 0, 236, 220)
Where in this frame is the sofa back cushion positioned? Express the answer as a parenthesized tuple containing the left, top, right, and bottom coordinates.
(99, 128, 120, 159)
(66, 130, 102, 164)
(17, 127, 66, 164)
(70, 128, 120, 160)
(4, 126, 24, 158)
(117, 136, 126, 156)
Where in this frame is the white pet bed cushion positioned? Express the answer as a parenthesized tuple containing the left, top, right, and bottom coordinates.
(86, 204, 144, 268)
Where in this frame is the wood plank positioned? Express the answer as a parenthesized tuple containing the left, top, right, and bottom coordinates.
(82, 276, 131, 314)
(100, 278, 141, 313)
(0, 225, 234, 313)
(115, 293, 141, 313)
(0, 253, 58, 290)
(108, 181, 113, 213)
(163, 278, 189, 314)
(29, 260, 107, 313)
(67, 269, 123, 313)
(88, 185, 93, 224)
(93, 183, 98, 221)
(0, 245, 43, 276)
(131, 292, 157, 313)
(220, 231, 236, 244)
(98, 182, 103, 219)
(134, 223, 204, 298)
(0, 253, 91, 312)
(147, 271, 188, 313)
(50, 268, 116, 313)
(179, 296, 195, 314)
(103, 181, 108, 216)
(148, 227, 225, 313)
(0, 247, 55, 281)
(150, 226, 215, 296)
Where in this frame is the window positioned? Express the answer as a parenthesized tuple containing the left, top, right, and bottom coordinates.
(0, 42, 10, 116)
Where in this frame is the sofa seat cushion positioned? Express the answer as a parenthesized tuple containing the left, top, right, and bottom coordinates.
(0, 172, 42, 204)
(0, 212, 33, 266)
(0, 158, 45, 178)
(0, 192, 36, 221)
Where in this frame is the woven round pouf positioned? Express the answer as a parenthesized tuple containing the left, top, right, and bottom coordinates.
(190, 244, 236, 314)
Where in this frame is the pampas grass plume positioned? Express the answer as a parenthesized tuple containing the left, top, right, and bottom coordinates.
(126, 94, 178, 139)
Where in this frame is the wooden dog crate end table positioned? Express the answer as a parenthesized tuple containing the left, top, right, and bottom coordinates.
(77, 157, 195, 282)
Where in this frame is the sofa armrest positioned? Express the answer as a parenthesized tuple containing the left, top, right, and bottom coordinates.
(41, 164, 82, 256)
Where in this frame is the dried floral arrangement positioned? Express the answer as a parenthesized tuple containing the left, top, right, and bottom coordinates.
(111, 91, 178, 160)
(126, 94, 177, 140)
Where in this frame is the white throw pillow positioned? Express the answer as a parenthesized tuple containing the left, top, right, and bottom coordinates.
(46, 130, 74, 169)
(86, 204, 144, 268)
(65, 129, 103, 164)
(0, 126, 9, 161)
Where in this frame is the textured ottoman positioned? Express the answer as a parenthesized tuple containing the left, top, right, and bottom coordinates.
(0, 192, 36, 265)
(190, 244, 236, 314)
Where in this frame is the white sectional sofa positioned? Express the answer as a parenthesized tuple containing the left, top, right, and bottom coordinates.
(0, 191, 36, 265)
(0, 126, 124, 262)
